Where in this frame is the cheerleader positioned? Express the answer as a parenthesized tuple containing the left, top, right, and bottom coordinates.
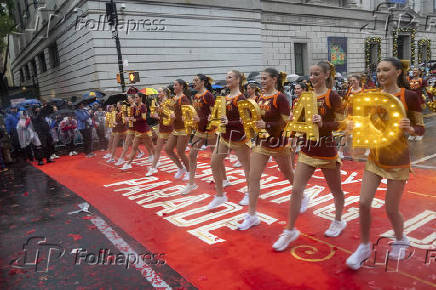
(146, 87, 173, 176)
(106, 102, 127, 163)
(164, 79, 191, 180)
(103, 105, 115, 160)
(115, 89, 137, 166)
(208, 70, 250, 209)
(182, 74, 218, 194)
(346, 57, 425, 270)
(121, 93, 154, 170)
(247, 82, 261, 101)
(237, 68, 295, 230)
(272, 61, 346, 251)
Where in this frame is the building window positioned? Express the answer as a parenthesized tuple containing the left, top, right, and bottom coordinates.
(49, 42, 60, 68)
(397, 35, 411, 60)
(20, 69, 24, 83)
(25, 64, 30, 80)
(294, 43, 307, 76)
(38, 52, 47, 72)
(31, 59, 38, 76)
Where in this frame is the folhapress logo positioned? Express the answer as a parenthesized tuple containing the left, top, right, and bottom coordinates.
(10, 237, 65, 273)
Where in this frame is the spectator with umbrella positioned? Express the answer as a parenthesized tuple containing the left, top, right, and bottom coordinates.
(75, 101, 94, 157)
(32, 105, 55, 165)
(16, 111, 44, 165)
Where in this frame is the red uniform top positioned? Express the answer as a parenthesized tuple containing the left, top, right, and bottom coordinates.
(256, 92, 290, 149)
(300, 89, 342, 159)
(133, 103, 149, 133)
(222, 93, 246, 142)
(369, 88, 425, 168)
(193, 90, 215, 133)
(157, 103, 173, 134)
(113, 110, 127, 133)
(173, 94, 191, 131)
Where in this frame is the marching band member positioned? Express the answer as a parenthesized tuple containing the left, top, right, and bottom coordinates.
(164, 79, 191, 180)
(237, 68, 295, 230)
(121, 93, 154, 170)
(146, 87, 173, 176)
(182, 74, 218, 194)
(107, 102, 127, 163)
(208, 70, 250, 209)
(272, 61, 346, 251)
(346, 57, 425, 270)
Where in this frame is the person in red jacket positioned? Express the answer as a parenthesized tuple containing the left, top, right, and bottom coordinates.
(346, 57, 425, 270)
(272, 61, 347, 251)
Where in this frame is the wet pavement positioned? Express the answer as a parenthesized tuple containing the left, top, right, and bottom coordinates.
(0, 162, 195, 289)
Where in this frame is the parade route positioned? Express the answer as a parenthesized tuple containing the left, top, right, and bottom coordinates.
(30, 150, 435, 289)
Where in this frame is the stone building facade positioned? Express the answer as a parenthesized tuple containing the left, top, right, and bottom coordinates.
(9, 0, 436, 99)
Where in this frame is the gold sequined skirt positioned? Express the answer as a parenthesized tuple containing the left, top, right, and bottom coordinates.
(365, 159, 410, 180)
(298, 152, 341, 169)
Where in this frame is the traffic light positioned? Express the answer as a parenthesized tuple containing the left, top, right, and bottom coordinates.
(128, 72, 140, 84)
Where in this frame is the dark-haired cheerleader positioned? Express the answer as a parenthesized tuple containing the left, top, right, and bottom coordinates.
(347, 57, 425, 270)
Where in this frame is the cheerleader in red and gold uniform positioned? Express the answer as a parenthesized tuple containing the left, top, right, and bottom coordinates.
(347, 57, 425, 270)
(146, 87, 173, 176)
(208, 70, 250, 209)
(182, 74, 218, 194)
(121, 93, 154, 170)
(115, 90, 138, 166)
(272, 61, 346, 251)
(106, 101, 127, 163)
(237, 68, 294, 230)
(164, 79, 191, 180)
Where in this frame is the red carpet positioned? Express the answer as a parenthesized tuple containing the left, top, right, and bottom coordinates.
(36, 149, 436, 289)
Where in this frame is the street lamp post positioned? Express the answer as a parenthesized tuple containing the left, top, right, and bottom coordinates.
(107, 0, 126, 92)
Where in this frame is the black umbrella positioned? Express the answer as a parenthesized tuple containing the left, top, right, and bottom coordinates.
(73, 95, 97, 106)
(296, 76, 309, 83)
(247, 71, 260, 81)
(103, 94, 127, 107)
(49, 109, 75, 118)
(215, 80, 226, 86)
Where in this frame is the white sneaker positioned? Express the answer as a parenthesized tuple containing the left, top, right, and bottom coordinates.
(183, 172, 190, 181)
(300, 194, 310, 213)
(200, 145, 207, 151)
(239, 193, 249, 206)
(233, 161, 242, 168)
(222, 179, 231, 188)
(324, 220, 347, 237)
(103, 153, 111, 159)
(207, 195, 228, 210)
(106, 158, 115, 163)
(121, 163, 132, 170)
(69, 152, 74, 156)
(268, 156, 273, 162)
(136, 151, 144, 158)
(174, 167, 186, 179)
(53, 154, 60, 159)
(338, 151, 344, 159)
(185, 146, 190, 152)
(182, 183, 199, 195)
(115, 158, 125, 166)
(346, 243, 371, 270)
(72, 151, 78, 155)
(146, 167, 158, 177)
(389, 236, 410, 260)
(272, 229, 300, 252)
(237, 213, 260, 230)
